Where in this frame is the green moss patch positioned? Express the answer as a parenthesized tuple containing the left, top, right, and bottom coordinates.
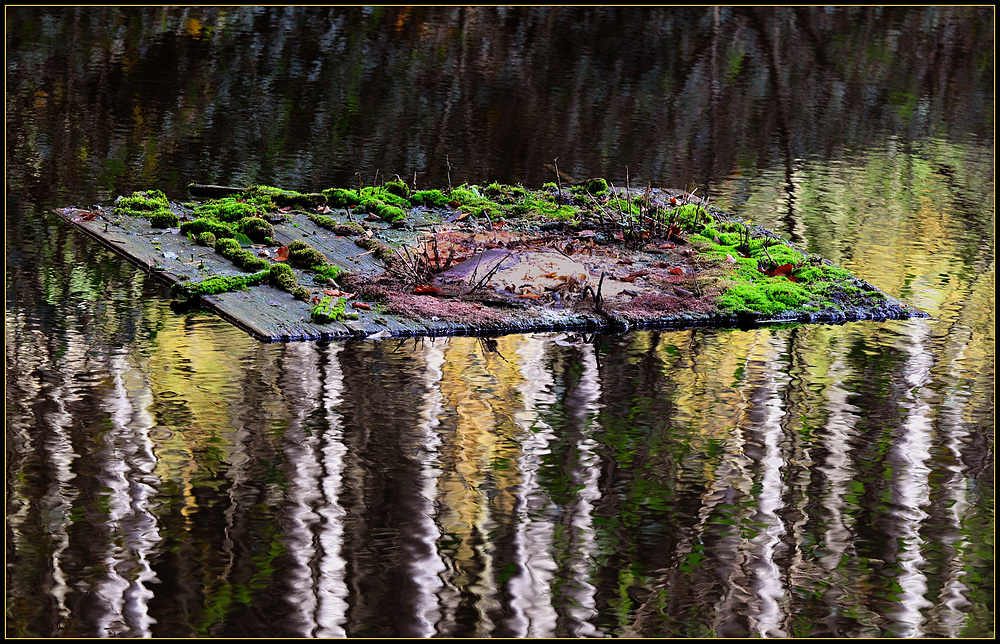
(237, 217, 274, 243)
(173, 269, 269, 297)
(311, 295, 347, 323)
(306, 213, 365, 236)
(150, 210, 179, 228)
(409, 189, 450, 207)
(323, 188, 361, 208)
(215, 237, 269, 272)
(114, 190, 170, 218)
(245, 185, 327, 209)
(180, 218, 237, 239)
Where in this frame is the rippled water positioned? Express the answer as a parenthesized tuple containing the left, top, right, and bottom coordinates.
(7, 316, 993, 637)
(6, 6, 994, 638)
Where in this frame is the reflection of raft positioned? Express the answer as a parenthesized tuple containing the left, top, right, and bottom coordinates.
(54, 183, 925, 342)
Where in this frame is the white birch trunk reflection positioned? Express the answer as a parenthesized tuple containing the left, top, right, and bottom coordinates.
(816, 344, 867, 634)
(275, 342, 335, 636)
(32, 327, 83, 634)
(312, 343, 351, 636)
(559, 343, 603, 637)
(505, 336, 560, 636)
(743, 336, 790, 637)
(925, 323, 974, 636)
(91, 349, 161, 637)
(401, 338, 448, 636)
(885, 319, 935, 637)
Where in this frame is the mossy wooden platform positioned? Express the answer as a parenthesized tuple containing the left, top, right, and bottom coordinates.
(54, 183, 925, 342)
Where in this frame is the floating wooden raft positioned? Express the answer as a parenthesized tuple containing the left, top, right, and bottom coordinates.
(54, 186, 924, 342)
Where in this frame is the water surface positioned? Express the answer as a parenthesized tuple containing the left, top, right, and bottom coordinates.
(6, 6, 993, 637)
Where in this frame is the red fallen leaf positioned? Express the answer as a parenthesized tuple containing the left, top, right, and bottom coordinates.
(413, 285, 440, 295)
(666, 225, 681, 239)
(351, 301, 372, 310)
(276, 246, 289, 261)
(760, 263, 795, 277)
(448, 201, 461, 207)
(492, 221, 506, 229)
(312, 295, 321, 304)
(325, 289, 358, 299)
(620, 270, 649, 282)
(257, 250, 270, 257)
(669, 267, 685, 275)
(659, 241, 675, 249)
(669, 196, 678, 205)
(80, 212, 99, 221)
(617, 258, 635, 265)
(651, 261, 671, 268)
(279, 206, 292, 213)
(456, 211, 470, 221)
(518, 293, 542, 299)
(786, 275, 800, 282)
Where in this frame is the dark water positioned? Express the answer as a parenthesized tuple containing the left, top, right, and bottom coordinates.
(6, 6, 994, 637)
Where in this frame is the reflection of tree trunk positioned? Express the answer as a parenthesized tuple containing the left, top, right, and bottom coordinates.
(625, 332, 793, 637)
(707, 6, 720, 198)
(552, 345, 603, 637)
(436, 7, 467, 180)
(747, 9, 800, 244)
(505, 337, 560, 636)
(274, 342, 341, 636)
(335, 341, 446, 637)
(883, 321, 935, 637)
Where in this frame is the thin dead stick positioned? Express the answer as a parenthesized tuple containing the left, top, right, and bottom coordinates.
(608, 181, 625, 223)
(469, 252, 506, 293)
(584, 190, 612, 224)
(468, 248, 487, 285)
(582, 272, 606, 311)
(553, 157, 563, 200)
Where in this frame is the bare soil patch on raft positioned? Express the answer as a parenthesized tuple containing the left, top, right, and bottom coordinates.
(54, 181, 926, 341)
